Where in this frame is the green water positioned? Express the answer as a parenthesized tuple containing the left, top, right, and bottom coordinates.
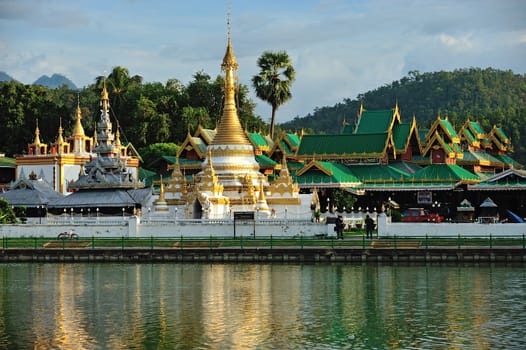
(0, 263, 525, 349)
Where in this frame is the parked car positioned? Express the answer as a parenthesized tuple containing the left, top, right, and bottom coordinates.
(402, 208, 444, 223)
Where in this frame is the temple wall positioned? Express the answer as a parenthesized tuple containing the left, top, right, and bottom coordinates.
(0, 217, 327, 238)
(377, 213, 526, 237)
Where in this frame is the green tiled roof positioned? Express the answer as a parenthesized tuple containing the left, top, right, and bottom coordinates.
(279, 140, 293, 155)
(362, 182, 456, 191)
(177, 158, 202, 167)
(469, 168, 526, 189)
(297, 133, 389, 158)
(355, 109, 393, 134)
(495, 127, 510, 142)
(255, 154, 278, 167)
(286, 133, 301, 148)
(248, 133, 270, 150)
(161, 155, 176, 164)
(469, 121, 485, 136)
(192, 137, 208, 154)
(392, 123, 411, 151)
(439, 118, 459, 140)
(460, 150, 504, 166)
(419, 129, 429, 143)
(342, 124, 354, 134)
(0, 156, 16, 167)
(347, 164, 409, 182)
(492, 154, 523, 168)
(199, 129, 217, 144)
(295, 161, 361, 187)
(463, 128, 477, 144)
(409, 164, 479, 183)
(388, 161, 422, 175)
(138, 168, 157, 187)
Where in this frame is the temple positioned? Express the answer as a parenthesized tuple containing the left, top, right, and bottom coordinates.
(162, 21, 303, 219)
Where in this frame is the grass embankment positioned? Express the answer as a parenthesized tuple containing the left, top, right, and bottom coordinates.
(2, 231, 525, 250)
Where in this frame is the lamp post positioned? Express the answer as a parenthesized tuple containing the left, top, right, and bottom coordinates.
(70, 208, 73, 223)
(88, 208, 91, 218)
(326, 198, 330, 213)
(38, 205, 42, 224)
(122, 207, 125, 219)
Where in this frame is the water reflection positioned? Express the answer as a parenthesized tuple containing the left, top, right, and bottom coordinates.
(0, 263, 525, 349)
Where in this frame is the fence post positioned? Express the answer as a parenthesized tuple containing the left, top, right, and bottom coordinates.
(523, 234, 525, 250)
(425, 234, 429, 249)
(394, 235, 397, 249)
(121, 236, 125, 251)
(300, 235, 304, 249)
(489, 233, 493, 249)
(270, 235, 273, 250)
(92, 236, 95, 249)
(457, 234, 461, 249)
(180, 235, 183, 250)
(150, 236, 154, 250)
(362, 234, 365, 249)
(240, 235, 244, 249)
(34, 237, 37, 249)
(210, 235, 213, 250)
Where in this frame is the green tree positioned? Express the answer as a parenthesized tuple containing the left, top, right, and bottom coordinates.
(0, 198, 16, 223)
(139, 143, 180, 168)
(252, 51, 295, 139)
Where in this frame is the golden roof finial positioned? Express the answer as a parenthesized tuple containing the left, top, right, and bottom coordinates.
(101, 78, 110, 111)
(211, 2, 251, 146)
(33, 118, 42, 145)
(158, 175, 166, 201)
(72, 94, 86, 137)
(57, 117, 64, 142)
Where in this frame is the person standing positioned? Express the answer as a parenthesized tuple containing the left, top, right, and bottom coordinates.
(365, 215, 374, 239)
(335, 215, 345, 240)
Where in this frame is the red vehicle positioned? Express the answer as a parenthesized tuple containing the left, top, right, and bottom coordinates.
(402, 208, 444, 223)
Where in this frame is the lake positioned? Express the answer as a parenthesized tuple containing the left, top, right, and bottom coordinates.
(1, 263, 525, 349)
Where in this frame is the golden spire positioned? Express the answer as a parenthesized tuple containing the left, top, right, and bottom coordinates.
(72, 94, 86, 137)
(159, 175, 166, 202)
(101, 78, 110, 112)
(211, 5, 251, 146)
(56, 118, 65, 149)
(115, 125, 122, 148)
(33, 119, 42, 145)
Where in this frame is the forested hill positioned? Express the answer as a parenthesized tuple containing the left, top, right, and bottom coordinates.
(280, 68, 526, 163)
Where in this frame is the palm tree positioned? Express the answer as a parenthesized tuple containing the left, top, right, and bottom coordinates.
(252, 51, 295, 138)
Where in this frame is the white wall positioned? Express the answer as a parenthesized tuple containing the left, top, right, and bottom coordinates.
(377, 213, 526, 237)
(0, 217, 328, 238)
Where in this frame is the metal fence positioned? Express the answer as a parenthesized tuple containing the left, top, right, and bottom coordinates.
(2, 234, 526, 250)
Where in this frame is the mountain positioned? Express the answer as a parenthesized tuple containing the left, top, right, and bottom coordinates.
(0, 71, 14, 82)
(279, 68, 526, 163)
(33, 74, 77, 89)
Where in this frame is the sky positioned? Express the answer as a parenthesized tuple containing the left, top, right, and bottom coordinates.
(1, 0, 525, 124)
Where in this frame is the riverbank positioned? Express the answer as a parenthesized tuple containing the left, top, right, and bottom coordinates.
(2, 245, 525, 263)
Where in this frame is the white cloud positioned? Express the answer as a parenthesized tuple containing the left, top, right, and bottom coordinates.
(438, 33, 475, 52)
(1, 0, 525, 121)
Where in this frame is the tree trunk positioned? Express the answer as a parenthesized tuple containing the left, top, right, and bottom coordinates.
(270, 105, 277, 139)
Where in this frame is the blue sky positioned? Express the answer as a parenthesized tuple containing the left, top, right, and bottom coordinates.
(1, 0, 525, 123)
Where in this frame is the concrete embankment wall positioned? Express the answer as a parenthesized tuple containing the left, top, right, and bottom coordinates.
(1, 247, 525, 264)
